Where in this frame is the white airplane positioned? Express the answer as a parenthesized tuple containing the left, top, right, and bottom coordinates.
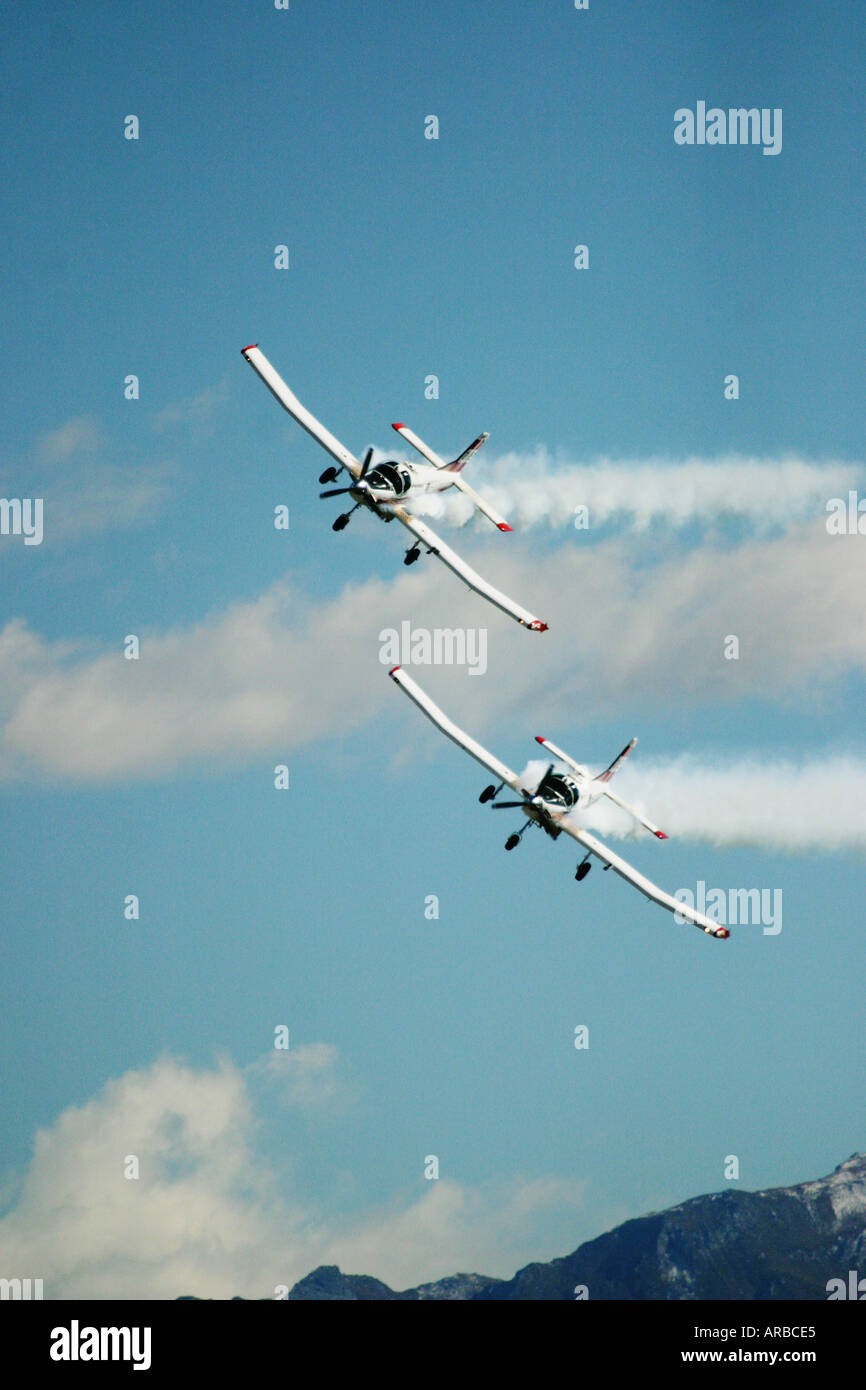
(241, 345, 547, 632)
(390, 666, 731, 941)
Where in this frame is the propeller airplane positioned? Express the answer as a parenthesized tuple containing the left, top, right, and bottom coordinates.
(241, 345, 547, 632)
(389, 665, 731, 941)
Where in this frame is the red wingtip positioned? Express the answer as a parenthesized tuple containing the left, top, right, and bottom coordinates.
(389, 665, 401, 676)
(529, 620, 549, 632)
(241, 344, 258, 354)
(655, 831, 668, 840)
(497, 523, 514, 532)
(716, 927, 731, 939)
(392, 423, 405, 431)
(535, 736, 547, 745)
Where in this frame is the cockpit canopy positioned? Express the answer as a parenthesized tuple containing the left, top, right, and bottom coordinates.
(364, 461, 412, 496)
(536, 771, 579, 808)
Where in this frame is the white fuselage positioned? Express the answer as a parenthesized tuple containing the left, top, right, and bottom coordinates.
(523, 767, 605, 835)
(354, 459, 456, 506)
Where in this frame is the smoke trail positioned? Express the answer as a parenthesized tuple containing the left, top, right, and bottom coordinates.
(516, 755, 866, 852)
(397, 450, 861, 532)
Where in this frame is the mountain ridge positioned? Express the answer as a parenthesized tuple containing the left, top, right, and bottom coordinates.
(282, 1153, 866, 1301)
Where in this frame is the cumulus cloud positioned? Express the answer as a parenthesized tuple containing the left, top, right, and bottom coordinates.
(0, 576, 395, 780)
(0, 521, 863, 782)
(0, 1054, 589, 1299)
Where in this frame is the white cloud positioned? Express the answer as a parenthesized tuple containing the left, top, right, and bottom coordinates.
(36, 416, 103, 464)
(0, 416, 173, 546)
(0, 522, 863, 783)
(249, 1043, 349, 1109)
(0, 1054, 590, 1299)
(153, 380, 230, 433)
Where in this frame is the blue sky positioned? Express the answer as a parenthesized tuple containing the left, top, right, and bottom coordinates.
(1, 1, 865, 1297)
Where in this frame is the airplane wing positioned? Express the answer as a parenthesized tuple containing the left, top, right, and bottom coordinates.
(556, 818, 730, 939)
(241, 345, 362, 480)
(389, 666, 525, 794)
(391, 507, 547, 630)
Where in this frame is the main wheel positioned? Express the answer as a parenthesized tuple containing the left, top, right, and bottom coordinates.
(575, 861, 591, 882)
(333, 514, 350, 532)
(479, 785, 496, 803)
(505, 834, 520, 851)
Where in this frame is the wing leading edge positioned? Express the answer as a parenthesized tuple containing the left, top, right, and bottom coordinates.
(241, 345, 362, 479)
(555, 820, 729, 939)
(393, 509, 547, 630)
(389, 665, 522, 792)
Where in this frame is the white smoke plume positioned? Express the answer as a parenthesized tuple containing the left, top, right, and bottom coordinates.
(516, 755, 866, 853)
(398, 450, 861, 532)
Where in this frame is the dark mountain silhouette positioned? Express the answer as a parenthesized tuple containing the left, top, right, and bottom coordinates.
(285, 1153, 866, 1300)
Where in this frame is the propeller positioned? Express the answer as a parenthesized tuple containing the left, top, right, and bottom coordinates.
(497, 765, 556, 852)
(319, 448, 374, 498)
(489, 765, 555, 808)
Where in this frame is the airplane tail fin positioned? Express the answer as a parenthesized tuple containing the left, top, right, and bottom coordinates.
(443, 432, 490, 472)
(595, 738, 637, 784)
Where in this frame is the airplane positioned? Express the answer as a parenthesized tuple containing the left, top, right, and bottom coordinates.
(389, 665, 731, 940)
(241, 345, 547, 632)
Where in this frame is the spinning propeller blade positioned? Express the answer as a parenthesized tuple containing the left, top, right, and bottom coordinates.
(536, 763, 555, 793)
(320, 447, 375, 498)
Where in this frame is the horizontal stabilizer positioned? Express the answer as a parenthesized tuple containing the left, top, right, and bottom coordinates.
(391, 422, 445, 467)
(392, 422, 509, 531)
(601, 785, 668, 840)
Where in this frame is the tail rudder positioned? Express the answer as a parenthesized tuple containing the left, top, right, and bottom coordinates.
(595, 737, 637, 784)
(443, 432, 489, 472)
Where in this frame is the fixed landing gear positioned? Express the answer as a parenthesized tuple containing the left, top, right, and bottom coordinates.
(319, 467, 340, 486)
(505, 821, 531, 851)
(575, 857, 592, 882)
(333, 500, 364, 532)
(479, 784, 498, 803)
(404, 545, 421, 566)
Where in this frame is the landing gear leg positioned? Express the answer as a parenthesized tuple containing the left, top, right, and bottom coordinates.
(333, 503, 362, 532)
(479, 782, 504, 804)
(505, 822, 530, 851)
